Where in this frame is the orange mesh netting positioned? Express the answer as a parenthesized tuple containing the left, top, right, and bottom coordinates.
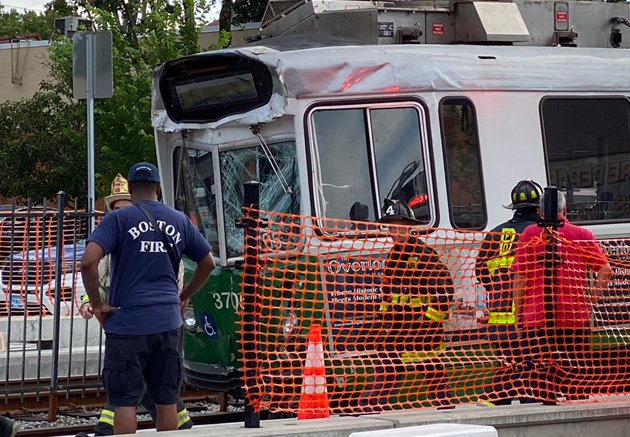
(0, 212, 91, 317)
(238, 209, 630, 414)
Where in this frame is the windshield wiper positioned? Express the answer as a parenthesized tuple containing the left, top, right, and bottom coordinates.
(174, 130, 189, 212)
(250, 124, 293, 195)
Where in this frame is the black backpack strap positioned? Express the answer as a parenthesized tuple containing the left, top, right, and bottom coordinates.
(135, 203, 179, 275)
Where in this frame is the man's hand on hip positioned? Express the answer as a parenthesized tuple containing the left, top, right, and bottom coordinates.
(92, 304, 115, 328)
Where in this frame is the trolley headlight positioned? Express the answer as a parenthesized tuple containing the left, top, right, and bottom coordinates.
(183, 307, 197, 331)
(282, 311, 298, 335)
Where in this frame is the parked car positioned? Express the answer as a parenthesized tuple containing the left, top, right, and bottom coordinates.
(0, 206, 90, 261)
(0, 241, 86, 316)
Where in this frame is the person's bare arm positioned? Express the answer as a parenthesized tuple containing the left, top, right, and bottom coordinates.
(180, 253, 216, 311)
(593, 263, 613, 298)
(80, 243, 112, 325)
(81, 242, 105, 309)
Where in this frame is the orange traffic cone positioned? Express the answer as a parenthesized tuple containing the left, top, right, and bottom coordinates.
(297, 324, 330, 420)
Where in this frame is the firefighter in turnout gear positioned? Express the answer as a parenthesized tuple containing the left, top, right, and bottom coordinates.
(362, 199, 454, 411)
(475, 179, 543, 405)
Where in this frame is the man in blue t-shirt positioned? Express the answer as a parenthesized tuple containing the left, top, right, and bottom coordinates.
(81, 162, 215, 434)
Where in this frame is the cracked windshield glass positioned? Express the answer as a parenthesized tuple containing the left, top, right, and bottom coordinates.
(177, 141, 300, 258)
(221, 141, 300, 257)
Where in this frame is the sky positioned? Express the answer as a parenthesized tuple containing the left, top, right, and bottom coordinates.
(4, 1, 48, 12)
(6, 1, 220, 20)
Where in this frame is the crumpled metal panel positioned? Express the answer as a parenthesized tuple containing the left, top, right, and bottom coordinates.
(152, 44, 630, 132)
(151, 47, 287, 132)
(262, 44, 630, 97)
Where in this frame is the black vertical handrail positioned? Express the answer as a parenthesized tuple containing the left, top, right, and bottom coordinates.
(49, 191, 66, 421)
(20, 199, 32, 396)
(241, 181, 261, 428)
(2, 199, 16, 407)
(539, 186, 563, 403)
(35, 199, 49, 400)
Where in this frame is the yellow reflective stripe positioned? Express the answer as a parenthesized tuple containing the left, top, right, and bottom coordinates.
(177, 408, 190, 427)
(425, 306, 446, 322)
(99, 416, 114, 426)
(81, 294, 90, 303)
(401, 344, 446, 363)
(486, 255, 514, 275)
(99, 409, 115, 425)
(487, 302, 516, 325)
(488, 312, 515, 325)
(498, 228, 517, 256)
(381, 295, 442, 319)
(479, 400, 496, 407)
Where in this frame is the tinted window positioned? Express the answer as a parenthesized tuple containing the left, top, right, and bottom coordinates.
(313, 109, 373, 221)
(312, 104, 431, 227)
(372, 108, 429, 222)
(542, 98, 630, 222)
(440, 99, 486, 229)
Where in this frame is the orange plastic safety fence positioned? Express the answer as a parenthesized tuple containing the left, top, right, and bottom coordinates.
(0, 212, 93, 318)
(238, 209, 630, 415)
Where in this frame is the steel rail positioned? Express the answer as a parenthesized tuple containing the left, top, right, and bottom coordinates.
(2, 379, 224, 415)
(15, 411, 245, 436)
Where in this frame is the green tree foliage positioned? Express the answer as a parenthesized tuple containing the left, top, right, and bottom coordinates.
(0, 1, 206, 202)
(0, 92, 86, 199)
(0, 1, 73, 40)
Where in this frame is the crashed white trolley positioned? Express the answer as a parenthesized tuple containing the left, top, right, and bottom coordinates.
(151, 43, 630, 394)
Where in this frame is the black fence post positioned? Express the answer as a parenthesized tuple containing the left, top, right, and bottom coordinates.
(242, 181, 261, 428)
(49, 191, 66, 422)
(539, 186, 563, 404)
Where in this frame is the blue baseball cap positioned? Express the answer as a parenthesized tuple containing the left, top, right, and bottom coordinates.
(128, 162, 160, 183)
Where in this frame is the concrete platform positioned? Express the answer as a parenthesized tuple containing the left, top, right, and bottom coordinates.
(124, 400, 630, 437)
(0, 315, 103, 380)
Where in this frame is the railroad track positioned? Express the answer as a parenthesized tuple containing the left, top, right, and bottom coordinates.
(4, 377, 244, 435)
(15, 411, 245, 437)
(1, 376, 225, 416)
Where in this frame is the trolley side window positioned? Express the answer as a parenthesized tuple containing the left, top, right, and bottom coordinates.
(541, 97, 630, 223)
(312, 109, 373, 222)
(311, 104, 432, 228)
(440, 98, 486, 230)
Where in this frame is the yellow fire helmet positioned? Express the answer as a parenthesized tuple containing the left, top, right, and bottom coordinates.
(104, 174, 131, 212)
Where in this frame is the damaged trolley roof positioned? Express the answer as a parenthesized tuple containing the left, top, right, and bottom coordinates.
(246, 43, 630, 95)
(152, 42, 630, 130)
